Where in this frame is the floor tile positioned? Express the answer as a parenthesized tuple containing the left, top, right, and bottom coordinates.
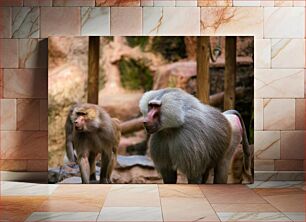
(254, 188, 304, 197)
(212, 203, 278, 212)
(51, 184, 111, 199)
(161, 197, 219, 221)
(1, 181, 58, 196)
(25, 212, 99, 221)
(248, 181, 304, 189)
(103, 184, 160, 207)
(98, 207, 162, 221)
(217, 212, 291, 221)
(200, 185, 266, 204)
(37, 196, 104, 212)
(283, 212, 305, 221)
(158, 184, 204, 198)
(261, 193, 305, 212)
(0, 196, 47, 221)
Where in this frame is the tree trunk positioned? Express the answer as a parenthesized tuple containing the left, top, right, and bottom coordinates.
(224, 36, 237, 110)
(88, 36, 100, 104)
(196, 37, 210, 104)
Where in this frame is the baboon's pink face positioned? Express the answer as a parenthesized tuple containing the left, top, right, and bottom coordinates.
(143, 101, 161, 134)
(74, 114, 86, 131)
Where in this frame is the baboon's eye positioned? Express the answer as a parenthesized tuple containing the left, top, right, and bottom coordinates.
(76, 111, 87, 116)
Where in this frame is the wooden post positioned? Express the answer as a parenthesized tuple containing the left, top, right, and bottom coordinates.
(88, 36, 100, 104)
(196, 36, 210, 104)
(224, 36, 237, 110)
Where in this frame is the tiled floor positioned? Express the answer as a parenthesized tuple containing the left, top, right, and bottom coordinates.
(0, 181, 305, 222)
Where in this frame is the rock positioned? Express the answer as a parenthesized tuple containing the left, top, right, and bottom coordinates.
(99, 90, 143, 121)
(112, 166, 162, 184)
(60, 176, 82, 184)
(116, 155, 155, 169)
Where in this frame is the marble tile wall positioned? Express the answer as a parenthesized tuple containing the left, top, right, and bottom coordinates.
(0, 0, 304, 180)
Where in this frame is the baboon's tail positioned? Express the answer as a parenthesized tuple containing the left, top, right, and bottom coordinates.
(223, 110, 251, 176)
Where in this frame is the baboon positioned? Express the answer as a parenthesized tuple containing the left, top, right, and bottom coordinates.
(65, 103, 121, 184)
(139, 88, 251, 184)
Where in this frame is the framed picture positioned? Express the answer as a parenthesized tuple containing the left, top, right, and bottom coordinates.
(48, 36, 254, 184)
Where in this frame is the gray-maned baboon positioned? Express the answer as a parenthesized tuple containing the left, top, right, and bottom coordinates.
(139, 88, 252, 184)
(65, 103, 121, 184)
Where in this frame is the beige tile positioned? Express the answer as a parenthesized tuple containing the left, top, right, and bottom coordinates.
(27, 159, 47, 171)
(255, 39, 271, 68)
(304, 70, 306, 98)
(0, 69, 3, 98)
(262, 191, 305, 212)
(275, 160, 304, 171)
(103, 185, 160, 207)
(233, 0, 260, 6)
(38, 196, 104, 212)
(254, 160, 274, 171)
(161, 197, 219, 221)
(217, 212, 291, 221)
(280, 131, 304, 159)
(53, 0, 95, 6)
(12, 7, 39, 38)
(255, 69, 304, 98)
(0, 131, 47, 159)
(0, 99, 16, 130)
(176, 0, 197, 6)
(3, 69, 47, 99)
(255, 99, 263, 130)
(0, 159, 27, 171)
(261, 0, 274, 6)
(96, 0, 140, 6)
(198, 0, 232, 6)
(41, 7, 80, 38)
(98, 207, 162, 221)
(0, 7, 11, 38)
(81, 7, 110, 36)
(295, 99, 305, 130)
(0, 0, 22, 6)
(141, 0, 153, 6)
(39, 99, 47, 130)
(23, 0, 52, 6)
(254, 131, 280, 160)
(200, 7, 263, 38)
(284, 212, 305, 221)
(52, 184, 111, 198)
(0, 39, 18, 68)
(143, 7, 200, 35)
(26, 212, 99, 221)
(274, 0, 293, 6)
(212, 203, 278, 212)
(293, 0, 306, 6)
(254, 188, 304, 196)
(17, 99, 40, 130)
(263, 99, 295, 130)
(271, 39, 305, 68)
(154, 0, 175, 6)
(19, 39, 48, 68)
(0, 196, 47, 222)
(199, 185, 266, 204)
(110, 7, 142, 36)
(264, 7, 305, 38)
(159, 184, 204, 198)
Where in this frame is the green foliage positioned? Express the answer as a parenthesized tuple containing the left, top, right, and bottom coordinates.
(119, 58, 153, 91)
(151, 37, 187, 62)
(126, 37, 149, 50)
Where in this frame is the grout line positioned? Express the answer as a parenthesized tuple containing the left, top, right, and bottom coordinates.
(199, 185, 222, 222)
(157, 184, 165, 222)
